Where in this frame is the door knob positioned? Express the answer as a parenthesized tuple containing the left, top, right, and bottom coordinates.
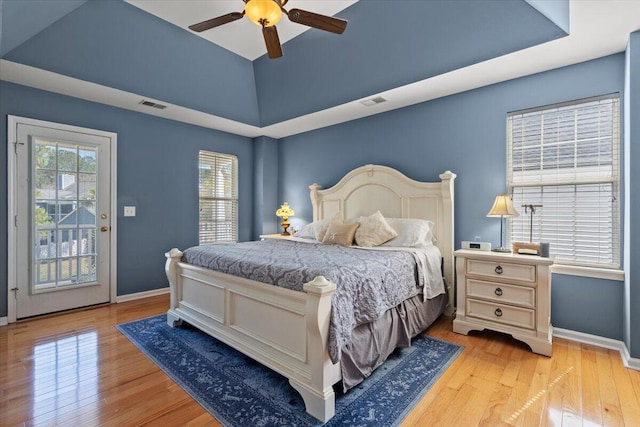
(100, 226, 109, 232)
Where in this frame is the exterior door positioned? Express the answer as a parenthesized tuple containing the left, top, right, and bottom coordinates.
(9, 117, 116, 319)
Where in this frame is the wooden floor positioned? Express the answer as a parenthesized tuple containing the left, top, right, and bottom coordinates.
(1, 295, 639, 426)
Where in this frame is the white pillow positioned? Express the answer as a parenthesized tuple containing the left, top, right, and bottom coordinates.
(313, 213, 340, 241)
(295, 222, 316, 239)
(354, 211, 398, 247)
(381, 218, 434, 247)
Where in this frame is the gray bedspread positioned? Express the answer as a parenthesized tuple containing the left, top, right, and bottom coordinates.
(182, 239, 425, 363)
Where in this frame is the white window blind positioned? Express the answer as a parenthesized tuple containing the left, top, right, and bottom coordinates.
(198, 151, 238, 244)
(507, 95, 620, 268)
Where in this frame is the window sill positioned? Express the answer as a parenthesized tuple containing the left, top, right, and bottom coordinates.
(550, 264, 625, 281)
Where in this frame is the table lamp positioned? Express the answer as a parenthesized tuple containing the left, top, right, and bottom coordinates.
(276, 202, 295, 235)
(487, 194, 519, 252)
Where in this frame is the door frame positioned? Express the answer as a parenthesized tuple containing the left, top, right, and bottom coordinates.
(7, 115, 118, 323)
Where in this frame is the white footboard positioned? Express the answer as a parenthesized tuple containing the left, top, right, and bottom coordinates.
(165, 248, 341, 422)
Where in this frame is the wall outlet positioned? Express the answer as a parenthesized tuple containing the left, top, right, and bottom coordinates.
(124, 206, 136, 217)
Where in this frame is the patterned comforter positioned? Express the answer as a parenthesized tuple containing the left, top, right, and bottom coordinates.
(182, 239, 441, 363)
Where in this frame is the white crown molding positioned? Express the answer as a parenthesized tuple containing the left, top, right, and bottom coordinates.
(554, 327, 640, 371)
(0, 59, 263, 138)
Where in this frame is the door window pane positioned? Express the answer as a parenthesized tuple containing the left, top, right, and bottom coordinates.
(32, 138, 100, 290)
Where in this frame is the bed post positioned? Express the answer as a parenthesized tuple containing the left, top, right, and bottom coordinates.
(439, 171, 456, 316)
(309, 183, 322, 222)
(165, 248, 183, 327)
(289, 275, 337, 422)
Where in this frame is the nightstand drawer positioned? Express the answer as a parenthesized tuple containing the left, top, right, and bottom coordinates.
(466, 279, 536, 308)
(466, 299, 535, 330)
(467, 259, 536, 283)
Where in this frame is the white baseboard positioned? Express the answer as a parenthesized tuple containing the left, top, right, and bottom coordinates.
(554, 327, 640, 371)
(0, 317, 7, 327)
(116, 287, 169, 303)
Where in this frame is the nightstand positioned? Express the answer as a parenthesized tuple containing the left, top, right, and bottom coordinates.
(453, 249, 554, 356)
(260, 234, 291, 240)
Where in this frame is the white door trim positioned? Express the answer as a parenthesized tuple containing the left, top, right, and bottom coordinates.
(7, 115, 118, 323)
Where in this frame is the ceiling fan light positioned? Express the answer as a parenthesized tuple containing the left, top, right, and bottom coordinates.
(245, 0, 282, 27)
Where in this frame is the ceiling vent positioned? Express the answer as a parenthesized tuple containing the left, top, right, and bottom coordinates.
(138, 100, 167, 110)
(359, 96, 387, 107)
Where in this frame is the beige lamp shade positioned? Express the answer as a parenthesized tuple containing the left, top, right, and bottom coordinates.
(487, 194, 519, 217)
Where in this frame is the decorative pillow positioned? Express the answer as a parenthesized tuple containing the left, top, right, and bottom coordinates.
(322, 221, 360, 245)
(381, 218, 434, 247)
(295, 222, 317, 239)
(314, 213, 340, 241)
(354, 211, 398, 247)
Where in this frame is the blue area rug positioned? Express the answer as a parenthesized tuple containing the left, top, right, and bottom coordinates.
(116, 314, 462, 426)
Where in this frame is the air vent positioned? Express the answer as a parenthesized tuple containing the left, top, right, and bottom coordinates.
(138, 100, 167, 110)
(360, 96, 387, 107)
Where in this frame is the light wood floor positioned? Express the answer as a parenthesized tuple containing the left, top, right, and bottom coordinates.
(1, 294, 639, 426)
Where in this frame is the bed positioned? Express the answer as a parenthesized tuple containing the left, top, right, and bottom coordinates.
(164, 164, 456, 421)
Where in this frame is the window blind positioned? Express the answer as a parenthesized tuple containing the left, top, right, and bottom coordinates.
(198, 151, 238, 244)
(507, 95, 620, 268)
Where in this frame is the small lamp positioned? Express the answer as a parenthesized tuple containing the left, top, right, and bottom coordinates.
(487, 194, 519, 252)
(276, 202, 295, 235)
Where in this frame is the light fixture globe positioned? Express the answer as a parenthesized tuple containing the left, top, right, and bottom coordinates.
(245, 0, 283, 27)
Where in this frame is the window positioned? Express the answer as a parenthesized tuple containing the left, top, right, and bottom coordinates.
(507, 95, 620, 269)
(198, 151, 238, 244)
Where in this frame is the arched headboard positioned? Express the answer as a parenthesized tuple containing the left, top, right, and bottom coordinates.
(309, 164, 456, 314)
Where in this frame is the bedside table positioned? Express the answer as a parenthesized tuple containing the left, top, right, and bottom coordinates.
(260, 234, 291, 240)
(453, 249, 553, 356)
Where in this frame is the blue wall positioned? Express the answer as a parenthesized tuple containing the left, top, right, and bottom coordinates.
(1, 0, 567, 130)
(624, 32, 640, 357)
(253, 136, 279, 236)
(279, 53, 626, 340)
(0, 81, 254, 317)
(0, 0, 87, 56)
(254, 0, 567, 126)
(3, 0, 260, 126)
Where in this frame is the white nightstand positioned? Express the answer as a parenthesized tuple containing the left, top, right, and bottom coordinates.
(260, 234, 291, 240)
(453, 249, 554, 356)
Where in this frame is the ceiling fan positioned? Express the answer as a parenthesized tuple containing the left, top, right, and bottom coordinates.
(188, 0, 348, 59)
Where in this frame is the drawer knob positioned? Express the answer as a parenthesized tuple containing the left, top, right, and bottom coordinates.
(495, 287, 503, 296)
(494, 308, 503, 317)
(495, 265, 503, 274)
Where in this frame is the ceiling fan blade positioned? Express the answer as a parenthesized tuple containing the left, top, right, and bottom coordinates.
(262, 25, 283, 59)
(189, 12, 244, 32)
(286, 8, 347, 34)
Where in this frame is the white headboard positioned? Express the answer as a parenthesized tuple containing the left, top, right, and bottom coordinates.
(308, 164, 456, 314)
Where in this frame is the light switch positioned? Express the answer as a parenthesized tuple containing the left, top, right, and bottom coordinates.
(124, 206, 136, 217)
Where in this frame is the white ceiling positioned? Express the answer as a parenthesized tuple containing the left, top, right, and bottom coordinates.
(126, 0, 358, 60)
(2, 0, 639, 139)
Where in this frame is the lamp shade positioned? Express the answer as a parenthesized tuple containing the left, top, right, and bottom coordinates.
(245, 0, 282, 27)
(487, 194, 519, 217)
(276, 202, 294, 218)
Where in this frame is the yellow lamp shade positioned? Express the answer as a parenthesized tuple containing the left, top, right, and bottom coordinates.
(276, 202, 294, 218)
(245, 0, 282, 27)
(276, 202, 294, 235)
